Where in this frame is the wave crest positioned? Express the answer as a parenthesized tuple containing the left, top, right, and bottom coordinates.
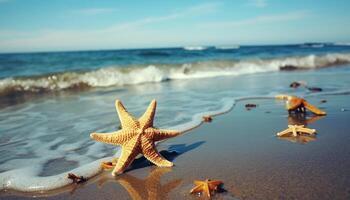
(1, 53, 350, 97)
(183, 46, 207, 51)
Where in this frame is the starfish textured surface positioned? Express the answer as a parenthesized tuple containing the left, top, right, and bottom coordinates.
(275, 95, 326, 115)
(277, 125, 316, 137)
(190, 179, 223, 198)
(90, 99, 181, 176)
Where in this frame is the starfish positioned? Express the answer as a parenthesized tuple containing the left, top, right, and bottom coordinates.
(90, 99, 181, 176)
(190, 179, 223, 198)
(97, 168, 181, 200)
(275, 95, 326, 115)
(277, 125, 316, 137)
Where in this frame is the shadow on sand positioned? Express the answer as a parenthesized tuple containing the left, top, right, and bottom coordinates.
(95, 141, 205, 199)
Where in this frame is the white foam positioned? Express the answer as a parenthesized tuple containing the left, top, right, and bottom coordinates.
(300, 44, 325, 48)
(0, 157, 109, 192)
(1, 53, 350, 95)
(183, 46, 207, 51)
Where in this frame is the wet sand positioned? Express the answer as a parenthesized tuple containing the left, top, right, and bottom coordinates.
(1, 94, 350, 200)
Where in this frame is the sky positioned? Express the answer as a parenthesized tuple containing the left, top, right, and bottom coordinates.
(0, 0, 349, 53)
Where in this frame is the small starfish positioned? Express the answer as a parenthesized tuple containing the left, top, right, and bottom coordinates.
(275, 95, 326, 115)
(277, 125, 316, 137)
(90, 99, 181, 176)
(190, 179, 223, 198)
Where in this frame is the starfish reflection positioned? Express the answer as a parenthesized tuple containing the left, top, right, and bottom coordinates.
(287, 113, 325, 126)
(278, 135, 317, 144)
(98, 167, 181, 200)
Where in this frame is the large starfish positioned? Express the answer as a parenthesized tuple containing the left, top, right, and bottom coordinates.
(90, 99, 181, 176)
(277, 125, 316, 137)
(190, 179, 223, 198)
(275, 95, 326, 115)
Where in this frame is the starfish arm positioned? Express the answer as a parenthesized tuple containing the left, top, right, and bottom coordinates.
(298, 127, 316, 134)
(90, 130, 136, 145)
(277, 129, 292, 136)
(287, 97, 303, 110)
(112, 136, 141, 176)
(303, 101, 327, 115)
(115, 100, 139, 129)
(141, 137, 174, 167)
(146, 128, 181, 142)
(139, 99, 157, 129)
(190, 185, 203, 194)
(291, 127, 298, 136)
(194, 181, 204, 185)
(204, 184, 211, 197)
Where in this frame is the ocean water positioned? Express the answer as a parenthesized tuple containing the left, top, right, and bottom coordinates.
(1, 43, 350, 192)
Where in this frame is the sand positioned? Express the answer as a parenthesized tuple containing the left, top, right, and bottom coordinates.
(1, 94, 350, 200)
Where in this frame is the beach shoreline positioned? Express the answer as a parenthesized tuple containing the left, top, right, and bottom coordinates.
(2, 93, 350, 199)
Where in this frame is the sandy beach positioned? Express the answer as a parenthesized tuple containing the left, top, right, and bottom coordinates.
(1, 1, 350, 199)
(1, 93, 350, 200)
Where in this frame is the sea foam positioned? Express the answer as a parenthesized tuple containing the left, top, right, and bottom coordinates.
(183, 46, 208, 51)
(1, 53, 350, 97)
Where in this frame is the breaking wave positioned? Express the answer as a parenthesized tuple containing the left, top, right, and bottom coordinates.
(183, 46, 207, 51)
(1, 53, 350, 97)
(300, 43, 325, 48)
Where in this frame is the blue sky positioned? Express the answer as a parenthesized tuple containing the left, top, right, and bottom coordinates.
(0, 0, 349, 52)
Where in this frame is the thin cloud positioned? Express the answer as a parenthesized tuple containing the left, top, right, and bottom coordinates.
(200, 10, 309, 28)
(0, 0, 10, 3)
(247, 0, 268, 8)
(104, 2, 221, 30)
(186, 2, 221, 14)
(0, 2, 222, 52)
(74, 8, 116, 15)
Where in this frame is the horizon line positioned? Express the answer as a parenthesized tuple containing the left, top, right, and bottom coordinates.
(0, 41, 340, 54)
